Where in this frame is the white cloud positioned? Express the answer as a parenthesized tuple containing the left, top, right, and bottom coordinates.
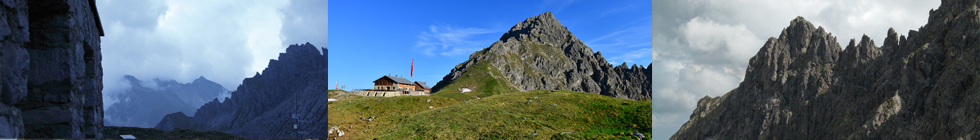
(98, 0, 293, 109)
(279, 0, 329, 52)
(414, 25, 495, 56)
(582, 17, 653, 65)
(610, 48, 652, 64)
(679, 16, 761, 67)
(585, 27, 637, 47)
(217, 90, 232, 103)
(599, 5, 634, 18)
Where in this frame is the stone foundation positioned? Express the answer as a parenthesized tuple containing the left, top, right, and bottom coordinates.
(349, 91, 428, 97)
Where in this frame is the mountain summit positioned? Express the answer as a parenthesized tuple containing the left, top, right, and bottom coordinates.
(673, 0, 980, 139)
(154, 43, 329, 138)
(105, 75, 229, 128)
(431, 12, 652, 100)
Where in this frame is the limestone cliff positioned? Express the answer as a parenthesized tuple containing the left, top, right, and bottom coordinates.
(673, 0, 980, 139)
(430, 12, 652, 100)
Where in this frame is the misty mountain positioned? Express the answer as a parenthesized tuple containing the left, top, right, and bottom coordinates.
(673, 1, 980, 139)
(431, 12, 652, 100)
(104, 75, 230, 128)
(154, 43, 329, 139)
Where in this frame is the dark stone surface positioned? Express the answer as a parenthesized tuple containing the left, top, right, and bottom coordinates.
(0, 0, 30, 136)
(674, 0, 980, 139)
(156, 43, 329, 139)
(21, 109, 72, 125)
(0, 0, 103, 138)
(0, 0, 30, 108)
(0, 104, 23, 138)
(431, 12, 652, 100)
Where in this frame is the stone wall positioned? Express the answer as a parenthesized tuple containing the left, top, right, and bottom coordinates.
(0, 0, 31, 137)
(0, 0, 103, 138)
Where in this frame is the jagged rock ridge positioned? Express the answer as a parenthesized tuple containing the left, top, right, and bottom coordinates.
(104, 75, 229, 128)
(154, 43, 329, 139)
(673, 0, 980, 139)
(430, 12, 652, 100)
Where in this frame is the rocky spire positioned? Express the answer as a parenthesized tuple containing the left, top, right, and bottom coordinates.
(159, 43, 331, 138)
(673, 1, 980, 139)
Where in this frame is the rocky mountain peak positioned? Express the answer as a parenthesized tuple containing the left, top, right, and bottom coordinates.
(673, 0, 980, 139)
(159, 43, 329, 138)
(784, 16, 815, 36)
(745, 17, 840, 86)
(192, 76, 211, 84)
(839, 34, 881, 69)
(506, 12, 559, 34)
(882, 28, 899, 48)
(285, 42, 320, 56)
(105, 75, 229, 128)
(431, 12, 651, 100)
(123, 75, 142, 87)
(497, 12, 574, 46)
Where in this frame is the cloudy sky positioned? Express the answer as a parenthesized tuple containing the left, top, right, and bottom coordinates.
(96, 0, 327, 109)
(650, 0, 940, 138)
(329, 0, 652, 90)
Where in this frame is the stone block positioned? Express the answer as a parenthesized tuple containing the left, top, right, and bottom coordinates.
(81, 79, 99, 108)
(0, 103, 23, 138)
(41, 92, 71, 104)
(21, 109, 71, 125)
(26, 47, 81, 86)
(24, 123, 72, 138)
(1, 44, 29, 105)
(83, 126, 98, 138)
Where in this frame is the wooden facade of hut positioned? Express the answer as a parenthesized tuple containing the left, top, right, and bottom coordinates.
(371, 75, 430, 94)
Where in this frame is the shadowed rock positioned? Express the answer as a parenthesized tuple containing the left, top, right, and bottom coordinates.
(154, 43, 329, 139)
(674, 1, 980, 139)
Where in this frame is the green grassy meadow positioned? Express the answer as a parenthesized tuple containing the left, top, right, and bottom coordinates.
(328, 90, 652, 139)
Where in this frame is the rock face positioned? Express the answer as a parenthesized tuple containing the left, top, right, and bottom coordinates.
(673, 1, 980, 139)
(430, 12, 652, 100)
(155, 43, 329, 139)
(153, 112, 193, 131)
(0, 0, 104, 138)
(105, 75, 229, 128)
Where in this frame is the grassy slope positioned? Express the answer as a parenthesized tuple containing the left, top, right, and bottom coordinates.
(327, 95, 459, 139)
(432, 92, 478, 101)
(433, 60, 519, 98)
(330, 90, 651, 139)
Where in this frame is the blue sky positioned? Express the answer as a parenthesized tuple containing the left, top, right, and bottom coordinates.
(328, 0, 653, 91)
